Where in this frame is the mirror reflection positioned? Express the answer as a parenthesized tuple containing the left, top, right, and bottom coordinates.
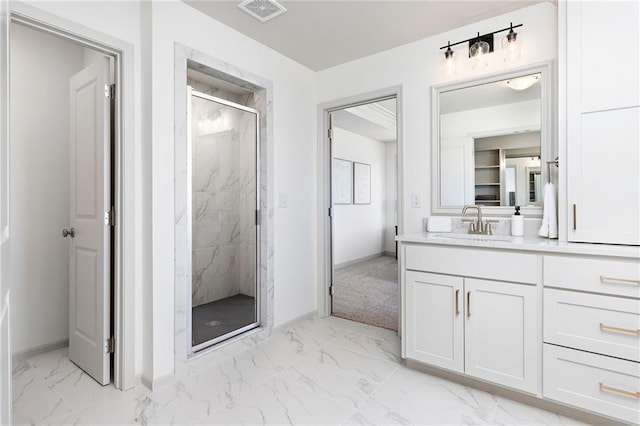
(439, 73, 541, 208)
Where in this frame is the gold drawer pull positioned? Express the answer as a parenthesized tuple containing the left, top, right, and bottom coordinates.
(455, 289, 460, 316)
(599, 382, 640, 398)
(600, 323, 640, 336)
(600, 276, 640, 285)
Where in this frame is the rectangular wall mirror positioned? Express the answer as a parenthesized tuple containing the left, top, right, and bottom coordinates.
(431, 62, 553, 217)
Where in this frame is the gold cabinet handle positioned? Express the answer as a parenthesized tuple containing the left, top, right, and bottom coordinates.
(572, 204, 577, 230)
(599, 382, 640, 398)
(600, 323, 640, 336)
(466, 291, 471, 317)
(600, 276, 640, 285)
(455, 289, 460, 316)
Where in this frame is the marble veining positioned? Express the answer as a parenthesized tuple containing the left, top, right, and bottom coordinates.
(12, 316, 587, 425)
(175, 43, 273, 359)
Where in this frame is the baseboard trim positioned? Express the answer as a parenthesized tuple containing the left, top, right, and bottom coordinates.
(272, 310, 318, 332)
(140, 372, 175, 391)
(335, 253, 385, 270)
(12, 339, 69, 365)
(406, 360, 623, 426)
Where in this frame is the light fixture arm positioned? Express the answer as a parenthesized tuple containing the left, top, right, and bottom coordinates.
(438, 23, 523, 51)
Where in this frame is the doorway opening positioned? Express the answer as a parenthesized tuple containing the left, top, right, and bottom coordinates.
(9, 17, 120, 389)
(186, 67, 261, 354)
(328, 96, 399, 330)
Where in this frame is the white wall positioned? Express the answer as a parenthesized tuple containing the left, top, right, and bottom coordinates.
(333, 127, 387, 265)
(151, 0, 317, 379)
(317, 2, 557, 233)
(9, 22, 85, 355)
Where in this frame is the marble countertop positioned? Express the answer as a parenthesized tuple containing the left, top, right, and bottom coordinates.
(397, 233, 640, 259)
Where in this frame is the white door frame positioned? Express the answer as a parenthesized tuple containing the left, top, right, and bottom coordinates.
(8, 3, 136, 391)
(1, 0, 11, 422)
(316, 87, 404, 318)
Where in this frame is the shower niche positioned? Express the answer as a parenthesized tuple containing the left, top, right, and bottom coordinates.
(187, 67, 260, 352)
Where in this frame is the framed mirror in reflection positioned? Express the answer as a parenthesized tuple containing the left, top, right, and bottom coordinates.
(432, 62, 553, 216)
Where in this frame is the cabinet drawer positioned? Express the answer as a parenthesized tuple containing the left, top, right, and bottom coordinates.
(544, 289, 640, 362)
(404, 244, 538, 284)
(544, 255, 640, 298)
(543, 344, 640, 424)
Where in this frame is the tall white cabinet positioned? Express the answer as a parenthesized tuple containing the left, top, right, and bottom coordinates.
(566, 1, 640, 245)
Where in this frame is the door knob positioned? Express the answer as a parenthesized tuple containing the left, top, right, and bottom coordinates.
(62, 228, 75, 238)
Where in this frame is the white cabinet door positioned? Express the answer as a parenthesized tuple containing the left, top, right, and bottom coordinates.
(404, 271, 464, 373)
(567, 1, 640, 245)
(464, 278, 538, 393)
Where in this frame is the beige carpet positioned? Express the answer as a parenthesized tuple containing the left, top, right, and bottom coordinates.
(332, 255, 398, 331)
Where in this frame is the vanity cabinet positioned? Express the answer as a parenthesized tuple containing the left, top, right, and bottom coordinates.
(565, 1, 640, 245)
(542, 254, 640, 424)
(403, 244, 539, 394)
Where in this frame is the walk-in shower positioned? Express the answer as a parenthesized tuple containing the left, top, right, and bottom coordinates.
(188, 88, 259, 352)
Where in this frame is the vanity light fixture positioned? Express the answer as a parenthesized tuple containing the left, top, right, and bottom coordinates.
(439, 23, 523, 69)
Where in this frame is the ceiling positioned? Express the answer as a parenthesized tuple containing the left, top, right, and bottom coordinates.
(182, 0, 545, 71)
(333, 98, 397, 143)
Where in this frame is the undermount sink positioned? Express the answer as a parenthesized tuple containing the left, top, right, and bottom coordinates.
(431, 233, 516, 242)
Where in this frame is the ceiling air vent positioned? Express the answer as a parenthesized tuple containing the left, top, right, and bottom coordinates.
(238, 0, 287, 22)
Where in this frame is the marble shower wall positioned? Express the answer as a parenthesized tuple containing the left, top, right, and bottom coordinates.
(191, 95, 257, 307)
(175, 45, 274, 360)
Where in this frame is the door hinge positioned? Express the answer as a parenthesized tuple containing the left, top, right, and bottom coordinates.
(329, 285, 334, 296)
(255, 209, 260, 226)
(106, 337, 115, 353)
(107, 206, 115, 227)
(328, 128, 333, 140)
(328, 207, 332, 218)
(104, 83, 116, 99)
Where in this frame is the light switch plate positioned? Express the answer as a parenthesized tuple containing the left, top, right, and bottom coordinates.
(411, 193, 422, 208)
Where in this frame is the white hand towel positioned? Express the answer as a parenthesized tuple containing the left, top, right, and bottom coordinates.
(538, 182, 558, 238)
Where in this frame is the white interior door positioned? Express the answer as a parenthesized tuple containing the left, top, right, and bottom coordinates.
(0, 0, 11, 421)
(68, 58, 111, 386)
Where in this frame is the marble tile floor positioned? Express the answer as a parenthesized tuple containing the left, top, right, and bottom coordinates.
(12, 316, 586, 425)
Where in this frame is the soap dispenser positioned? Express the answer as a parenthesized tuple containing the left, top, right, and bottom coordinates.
(511, 206, 524, 236)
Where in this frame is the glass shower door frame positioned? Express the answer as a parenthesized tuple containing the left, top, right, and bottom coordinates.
(187, 89, 261, 354)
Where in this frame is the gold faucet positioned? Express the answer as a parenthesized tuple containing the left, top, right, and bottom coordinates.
(462, 205, 491, 235)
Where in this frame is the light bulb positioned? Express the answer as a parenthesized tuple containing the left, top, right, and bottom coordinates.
(502, 25, 522, 62)
(470, 40, 490, 68)
(443, 44, 456, 76)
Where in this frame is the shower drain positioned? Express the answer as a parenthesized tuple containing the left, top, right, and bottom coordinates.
(205, 320, 223, 326)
